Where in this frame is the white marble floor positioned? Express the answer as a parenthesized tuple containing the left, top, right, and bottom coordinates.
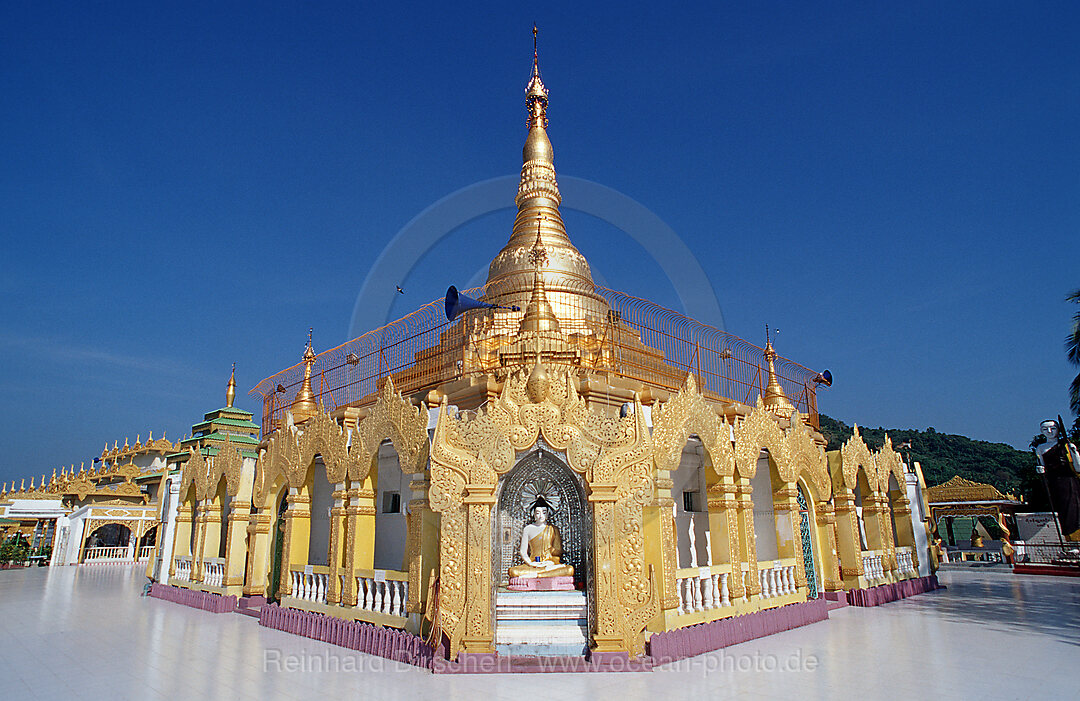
(1, 564, 1077, 700)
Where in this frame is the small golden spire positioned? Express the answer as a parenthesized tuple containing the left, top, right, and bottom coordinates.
(290, 328, 319, 420)
(226, 363, 237, 408)
(518, 216, 561, 334)
(761, 327, 795, 418)
(28, 477, 34, 491)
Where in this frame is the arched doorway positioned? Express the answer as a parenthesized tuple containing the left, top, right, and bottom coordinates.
(493, 448, 589, 589)
(139, 525, 157, 548)
(86, 523, 130, 549)
(268, 489, 289, 602)
(796, 483, 819, 599)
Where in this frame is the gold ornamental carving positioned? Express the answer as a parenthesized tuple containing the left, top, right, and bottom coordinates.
(206, 435, 245, 497)
(839, 426, 876, 492)
(651, 374, 735, 477)
(784, 413, 831, 500)
(179, 447, 210, 502)
(733, 397, 784, 479)
(254, 378, 429, 503)
(429, 364, 658, 659)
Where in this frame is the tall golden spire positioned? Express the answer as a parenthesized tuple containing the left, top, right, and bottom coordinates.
(483, 27, 609, 328)
(762, 327, 795, 418)
(226, 363, 236, 408)
(290, 328, 319, 420)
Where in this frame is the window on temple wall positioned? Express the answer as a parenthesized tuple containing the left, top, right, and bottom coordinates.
(750, 452, 779, 563)
(308, 458, 332, 567)
(672, 439, 710, 568)
(373, 442, 408, 571)
(382, 491, 401, 514)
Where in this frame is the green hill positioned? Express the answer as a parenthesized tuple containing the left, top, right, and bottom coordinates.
(817, 414, 1043, 506)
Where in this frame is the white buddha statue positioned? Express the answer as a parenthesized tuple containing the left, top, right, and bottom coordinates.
(508, 497, 574, 580)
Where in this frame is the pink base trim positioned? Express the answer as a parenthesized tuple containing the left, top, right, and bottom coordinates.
(846, 575, 941, 607)
(259, 603, 434, 669)
(507, 576, 574, 591)
(148, 582, 237, 613)
(646, 598, 829, 663)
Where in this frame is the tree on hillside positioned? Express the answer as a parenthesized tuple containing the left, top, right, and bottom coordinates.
(817, 414, 1037, 502)
(1068, 287, 1080, 417)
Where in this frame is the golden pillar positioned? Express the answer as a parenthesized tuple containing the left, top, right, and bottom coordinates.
(461, 483, 496, 654)
(192, 501, 210, 582)
(327, 483, 347, 605)
(816, 501, 843, 592)
(644, 471, 678, 616)
(405, 478, 438, 616)
(833, 488, 864, 586)
(707, 476, 743, 599)
(280, 488, 311, 597)
(354, 475, 377, 570)
(244, 511, 273, 596)
(736, 478, 760, 596)
(589, 482, 626, 655)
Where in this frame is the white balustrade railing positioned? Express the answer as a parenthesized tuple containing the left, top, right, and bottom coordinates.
(84, 546, 128, 561)
(173, 557, 192, 582)
(203, 558, 225, 587)
(290, 568, 329, 604)
(355, 570, 409, 618)
(675, 565, 732, 615)
(756, 560, 797, 599)
(137, 545, 154, 561)
(896, 548, 916, 576)
(861, 552, 885, 581)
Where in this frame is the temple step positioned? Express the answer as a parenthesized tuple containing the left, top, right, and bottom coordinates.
(495, 590, 588, 657)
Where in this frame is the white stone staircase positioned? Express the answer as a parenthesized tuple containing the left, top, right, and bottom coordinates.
(495, 589, 588, 657)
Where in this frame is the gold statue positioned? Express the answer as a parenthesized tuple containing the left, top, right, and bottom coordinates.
(508, 498, 573, 579)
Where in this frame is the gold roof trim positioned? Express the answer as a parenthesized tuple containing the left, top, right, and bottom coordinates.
(926, 475, 1016, 503)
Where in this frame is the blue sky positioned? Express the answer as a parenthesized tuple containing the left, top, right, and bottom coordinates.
(2, 2, 1078, 486)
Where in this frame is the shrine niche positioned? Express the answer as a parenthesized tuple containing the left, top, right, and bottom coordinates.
(494, 447, 589, 589)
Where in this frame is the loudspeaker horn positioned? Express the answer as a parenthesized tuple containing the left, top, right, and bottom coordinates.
(812, 369, 833, 387)
(444, 286, 521, 322)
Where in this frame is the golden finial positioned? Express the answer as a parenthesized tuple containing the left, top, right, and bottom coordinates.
(525, 24, 548, 128)
(113, 440, 118, 451)
(29, 477, 34, 491)
(761, 327, 795, 418)
(124, 436, 129, 449)
(226, 362, 237, 407)
(291, 328, 319, 419)
(136, 434, 141, 447)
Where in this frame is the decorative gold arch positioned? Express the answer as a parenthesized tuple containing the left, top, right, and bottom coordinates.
(206, 435, 245, 498)
(839, 425, 877, 492)
(733, 397, 784, 478)
(429, 364, 658, 659)
(651, 374, 735, 476)
(255, 377, 429, 501)
(179, 447, 209, 503)
(875, 435, 906, 492)
(784, 413, 831, 500)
